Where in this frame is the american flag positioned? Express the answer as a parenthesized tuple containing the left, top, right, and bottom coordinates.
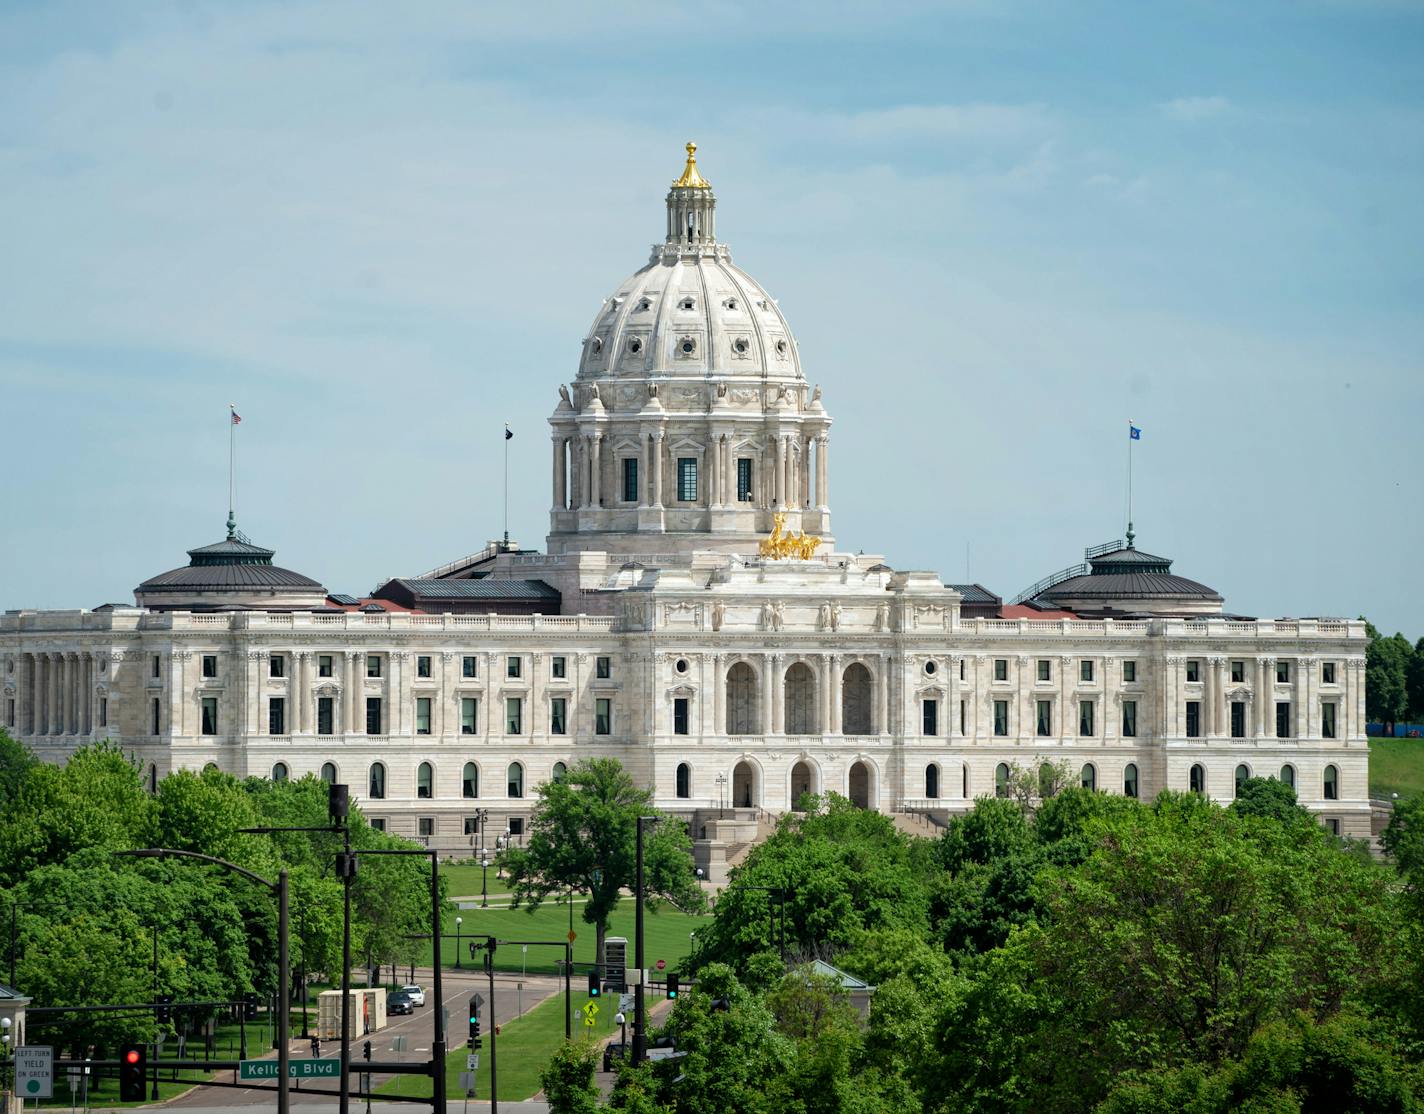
(230, 407, 242, 425)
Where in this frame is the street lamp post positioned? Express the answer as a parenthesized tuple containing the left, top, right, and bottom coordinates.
(115, 849, 290, 1114)
(2, 1015, 12, 1114)
(454, 916, 463, 970)
(715, 774, 727, 819)
(481, 855, 490, 908)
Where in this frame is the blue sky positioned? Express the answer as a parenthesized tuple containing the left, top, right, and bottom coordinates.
(2, 1, 1421, 635)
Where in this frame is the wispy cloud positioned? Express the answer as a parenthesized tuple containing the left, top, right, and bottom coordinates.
(1158, 95, 1231, 122)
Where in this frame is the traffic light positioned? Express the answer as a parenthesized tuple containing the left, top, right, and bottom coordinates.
(666, 973, 679, 1000)
(587, 972, 601, 998)
(335, 851, 358, 878)
(119, 1045, 146, 1102)
(156, 994, 174, 1023)
(468, 995, 482, 1049)
(328, 781, 349, 823)
(242, 993, 260, 1021)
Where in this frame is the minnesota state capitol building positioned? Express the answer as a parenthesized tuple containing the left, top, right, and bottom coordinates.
(1, 145, 1370, 868)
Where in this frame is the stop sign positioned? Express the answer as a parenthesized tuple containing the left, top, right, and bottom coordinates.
(656, 959, 666, 971)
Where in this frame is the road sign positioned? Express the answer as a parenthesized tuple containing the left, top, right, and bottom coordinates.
(583, 1015, 596, 1028)
(567, 929, 577, 942)
(466, 1053, 480, 1071)
(581, 1000, 599, 1018)
(239, 1058, 340, 1080)
(459, 1071, 474, 1091)
(618, 993, 635, 1014)
(646, 1047, 686, 1061)
(655, 959, 666, 971)
(16, 1046, 53, 1098)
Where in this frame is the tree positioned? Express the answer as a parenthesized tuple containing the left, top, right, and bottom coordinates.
(1228, 775, 1311, 825)
(1409, 636, 1424, 724)
(539, 1038, 601, 1114)
(1365, 622, 1410, 734)
(0, 728, 37, 812)
(501, 757, 703, 971)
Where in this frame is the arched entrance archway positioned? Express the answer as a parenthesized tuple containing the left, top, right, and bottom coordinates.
(848, 760, 872, 809)
(732, 760, 757, 808)
(784, 662, 817, 735)
(726, 662, 758, 735)
(842, 663, 873, 735)
(790, 760, 814, 808)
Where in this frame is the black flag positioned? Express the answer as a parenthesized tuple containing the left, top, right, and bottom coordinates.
(505, 426, 513, 440)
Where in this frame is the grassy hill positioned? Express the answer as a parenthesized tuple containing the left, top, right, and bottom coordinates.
(1369, 738, 1424, 801)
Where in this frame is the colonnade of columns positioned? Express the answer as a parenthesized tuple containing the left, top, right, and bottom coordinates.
(13, 650, 103, 738)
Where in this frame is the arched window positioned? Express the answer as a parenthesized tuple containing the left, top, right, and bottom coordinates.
(271, 762, 289, 784)
(507, 763, 524, 799)
(463, 762, 479, 799)
(149, 764, 158, 793)
(925, 764, 939, 799)
(202, 762, 220, 774)
(841, 663, 874, 735)
(1123, 763, 1139, 799)
(1324, 764, 1339, 801)
(733, 760, 756, 808)
(1235, 764, 1251, 795)
(1037, 763, 1057, 798)
(784, 662, 817, 735)
(726, 662, 758, 735)
(790, 761, 813, 807)
(369, 763, 386, 800)
(1279, 764, 1296, 790)
(417, 762, 433, 800)
(1189, 764, 1205, 794)
(320, 762, 337, 784)
(995, 762, 1010, 799)
(1080, 763, 1096, 792)
(676, 762, 690, 799)
(552, 761, 568, 783)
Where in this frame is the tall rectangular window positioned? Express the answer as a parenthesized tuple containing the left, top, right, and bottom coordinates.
(366, 697, 382, 735)
(1080, 660, 1094, 682)
(1036, 700, 1052, 737)
(1123, 660, 1137, 682)
(461, 697, 478, 735)
(202, 655, 217, 679)
(922, 699, 938, 736)
(550, 697, 567, 735)
(959, 699, 966, 735)
(622, 457, 639, 503)
(1185, 701, 1201, 738)
(596, 656, 612, 679)
(153, 655, 162, 679)
(1322, 702, 1338, 739)
(736, 458, 753, 501)
(507, 656, 521, 679)
(677, 457, 698, 501)
(200, 697, 216, 736)
(153, 697, 163, 735)
(99, 697, 107, 727)
(268, 697, 286, 735)
(415, 697, 431, 735)
(596, 698, 612, 735)
(551, 656, 566, 679)
(1276, 661, 1290, 683)
(993, 700, 1009, 736)
(269, 655, 285, 678)
(417, 656, 432, 678)
(318, 654, 333, 677)
(1185, 660, 1200, 683)
(1230, 702, 1246, 739)
(505, 697, 522, 735)
(1231, 660, 1245, 683)
(1079, 700, 1094, 737)
(366, 655, 382, 678)
(6, 698, 14, 727)
(994, 659, 1008, 682)
(673, 697, 689, 736)
(1276, 702, 1291, 739)
(1037, 660, 1051, 682)
(1122, 699, 1138, 738)
(462, 655, 478, 678)
(317, 697, 334, 735)
(1322, 662, 1336, 685)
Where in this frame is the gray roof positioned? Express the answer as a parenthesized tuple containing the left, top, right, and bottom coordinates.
(1034, 544, 1220, 603)
(949, 583, 1001, 605)
(383, 578, 561, 600)
(186, 537, 276, 565)
(138, 563, 324, 591)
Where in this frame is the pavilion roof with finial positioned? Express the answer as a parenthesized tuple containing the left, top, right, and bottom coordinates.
(671, 141, 711, 189)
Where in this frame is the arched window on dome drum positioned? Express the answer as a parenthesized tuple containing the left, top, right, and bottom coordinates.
(271, 763, 288, 784)
(1081, 764, 1096, 792)
(463, 763, 479, 799)
(1324, 764, 1339, 801)
(676, 763, 690, 800)
(726, 663, 758, 736)
(925, 764, 939, 800)
(1235, 764, 1251, 796)
(417, 762, 433, 800)
(1279, 764, 1296, 790)
(784, 662, 816, 735)
(1124, 763, 1139, 799)
(1190, 764, 1205, 795)
(552, 761, 567, 783)
(369, 763, 386, 800)
(507, 763, 524, 799)
(995, 763, 1010, 799)
(841, 663, 873, 736)
(320, 762, 337, 784)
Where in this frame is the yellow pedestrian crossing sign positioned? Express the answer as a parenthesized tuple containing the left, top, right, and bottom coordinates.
(581, 1000, 599, 1017)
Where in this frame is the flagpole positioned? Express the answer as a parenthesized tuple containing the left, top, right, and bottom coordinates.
(228, 404, 236, 538)
(503, 423, 510, 550)
(1126, 419, 1134, 548)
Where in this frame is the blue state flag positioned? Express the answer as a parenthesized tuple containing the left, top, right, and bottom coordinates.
(1129, 424, 1141, 440)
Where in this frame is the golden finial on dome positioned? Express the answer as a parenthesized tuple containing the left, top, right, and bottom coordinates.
(672, 140, 711, 189)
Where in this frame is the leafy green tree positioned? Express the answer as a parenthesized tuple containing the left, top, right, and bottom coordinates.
(0, 728, 37, 811)
(1366, 622, 1411, 734)
(1409, 636, 1424, 723)
(1229, 775, 1311, 825)
(539, 1037, 601, 1114)
(501, 757, 702, 970)
(152, 766, 263, 864)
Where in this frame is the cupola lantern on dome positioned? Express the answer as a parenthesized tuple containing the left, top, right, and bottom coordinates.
(666, 140, 717, 248)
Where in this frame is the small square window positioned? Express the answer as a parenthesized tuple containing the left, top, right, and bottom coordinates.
(318, 655, 333, 678)
(269, 655, 285, 679)
(370, 818, 386, 832)
(1322, 662, 1336, 685)
(552, 656, 566, 679)
(1037, 660, 1051, 682)
(417, 656, 432, 679)
(994, 659, 1008, 682)
(1325, 818, 1340, 837)
(1276, 661, 1290, 684)
(1123, 660, 1137, 683)
(1231, 660, 1245, 683)
(596, 656, 611, 680)
(202, 655, 217, 679)
(1185, 660, 1200, 683)
(367, 655, 382, 678)
(462, 655, 478, 678)
(418, 817, 434, 837)
(507, 656, 522, 680)
(1080, 660, 1094, 682)
(509, 817, 525, 837)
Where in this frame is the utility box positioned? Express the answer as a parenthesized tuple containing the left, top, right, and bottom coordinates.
(317, 989, 387, 1041)
(603, 937, 628, 994)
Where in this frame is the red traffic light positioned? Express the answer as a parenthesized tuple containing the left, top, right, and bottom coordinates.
(124, 1050, 141, 1065)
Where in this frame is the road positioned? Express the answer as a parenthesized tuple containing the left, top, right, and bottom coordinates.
(144, 967, 567, 1110)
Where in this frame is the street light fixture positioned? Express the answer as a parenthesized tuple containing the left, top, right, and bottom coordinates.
(455, 916, 463, 970)
(481, 855, 490, 909)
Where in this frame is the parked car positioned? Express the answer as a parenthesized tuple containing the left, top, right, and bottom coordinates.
(401, 985, 427, 1007)
(602, 1041, 629, 1073)
(386, 990, 415, 1015)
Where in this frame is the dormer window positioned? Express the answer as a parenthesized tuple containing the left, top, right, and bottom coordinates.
(725, 297, 738, 311)
(637, 297, 652, 311)
(628, 337, 643, 355)
(775, 339, 788, 356)
(733, 337, 750, 354)
(679, 296, 695, 311)
(589, 336, 603, 354)
(756, 299, 769, 310)
(678, 337, 697, 356)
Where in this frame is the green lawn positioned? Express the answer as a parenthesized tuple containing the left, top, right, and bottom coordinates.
(442, 860, 510, 898)
(377, 983, 637, 1102)
(1370, 738, 1424, 801)
(424, 900, 711, 977)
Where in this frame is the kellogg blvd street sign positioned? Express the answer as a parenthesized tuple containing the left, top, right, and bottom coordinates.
(240, 1058, 339, 1080)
